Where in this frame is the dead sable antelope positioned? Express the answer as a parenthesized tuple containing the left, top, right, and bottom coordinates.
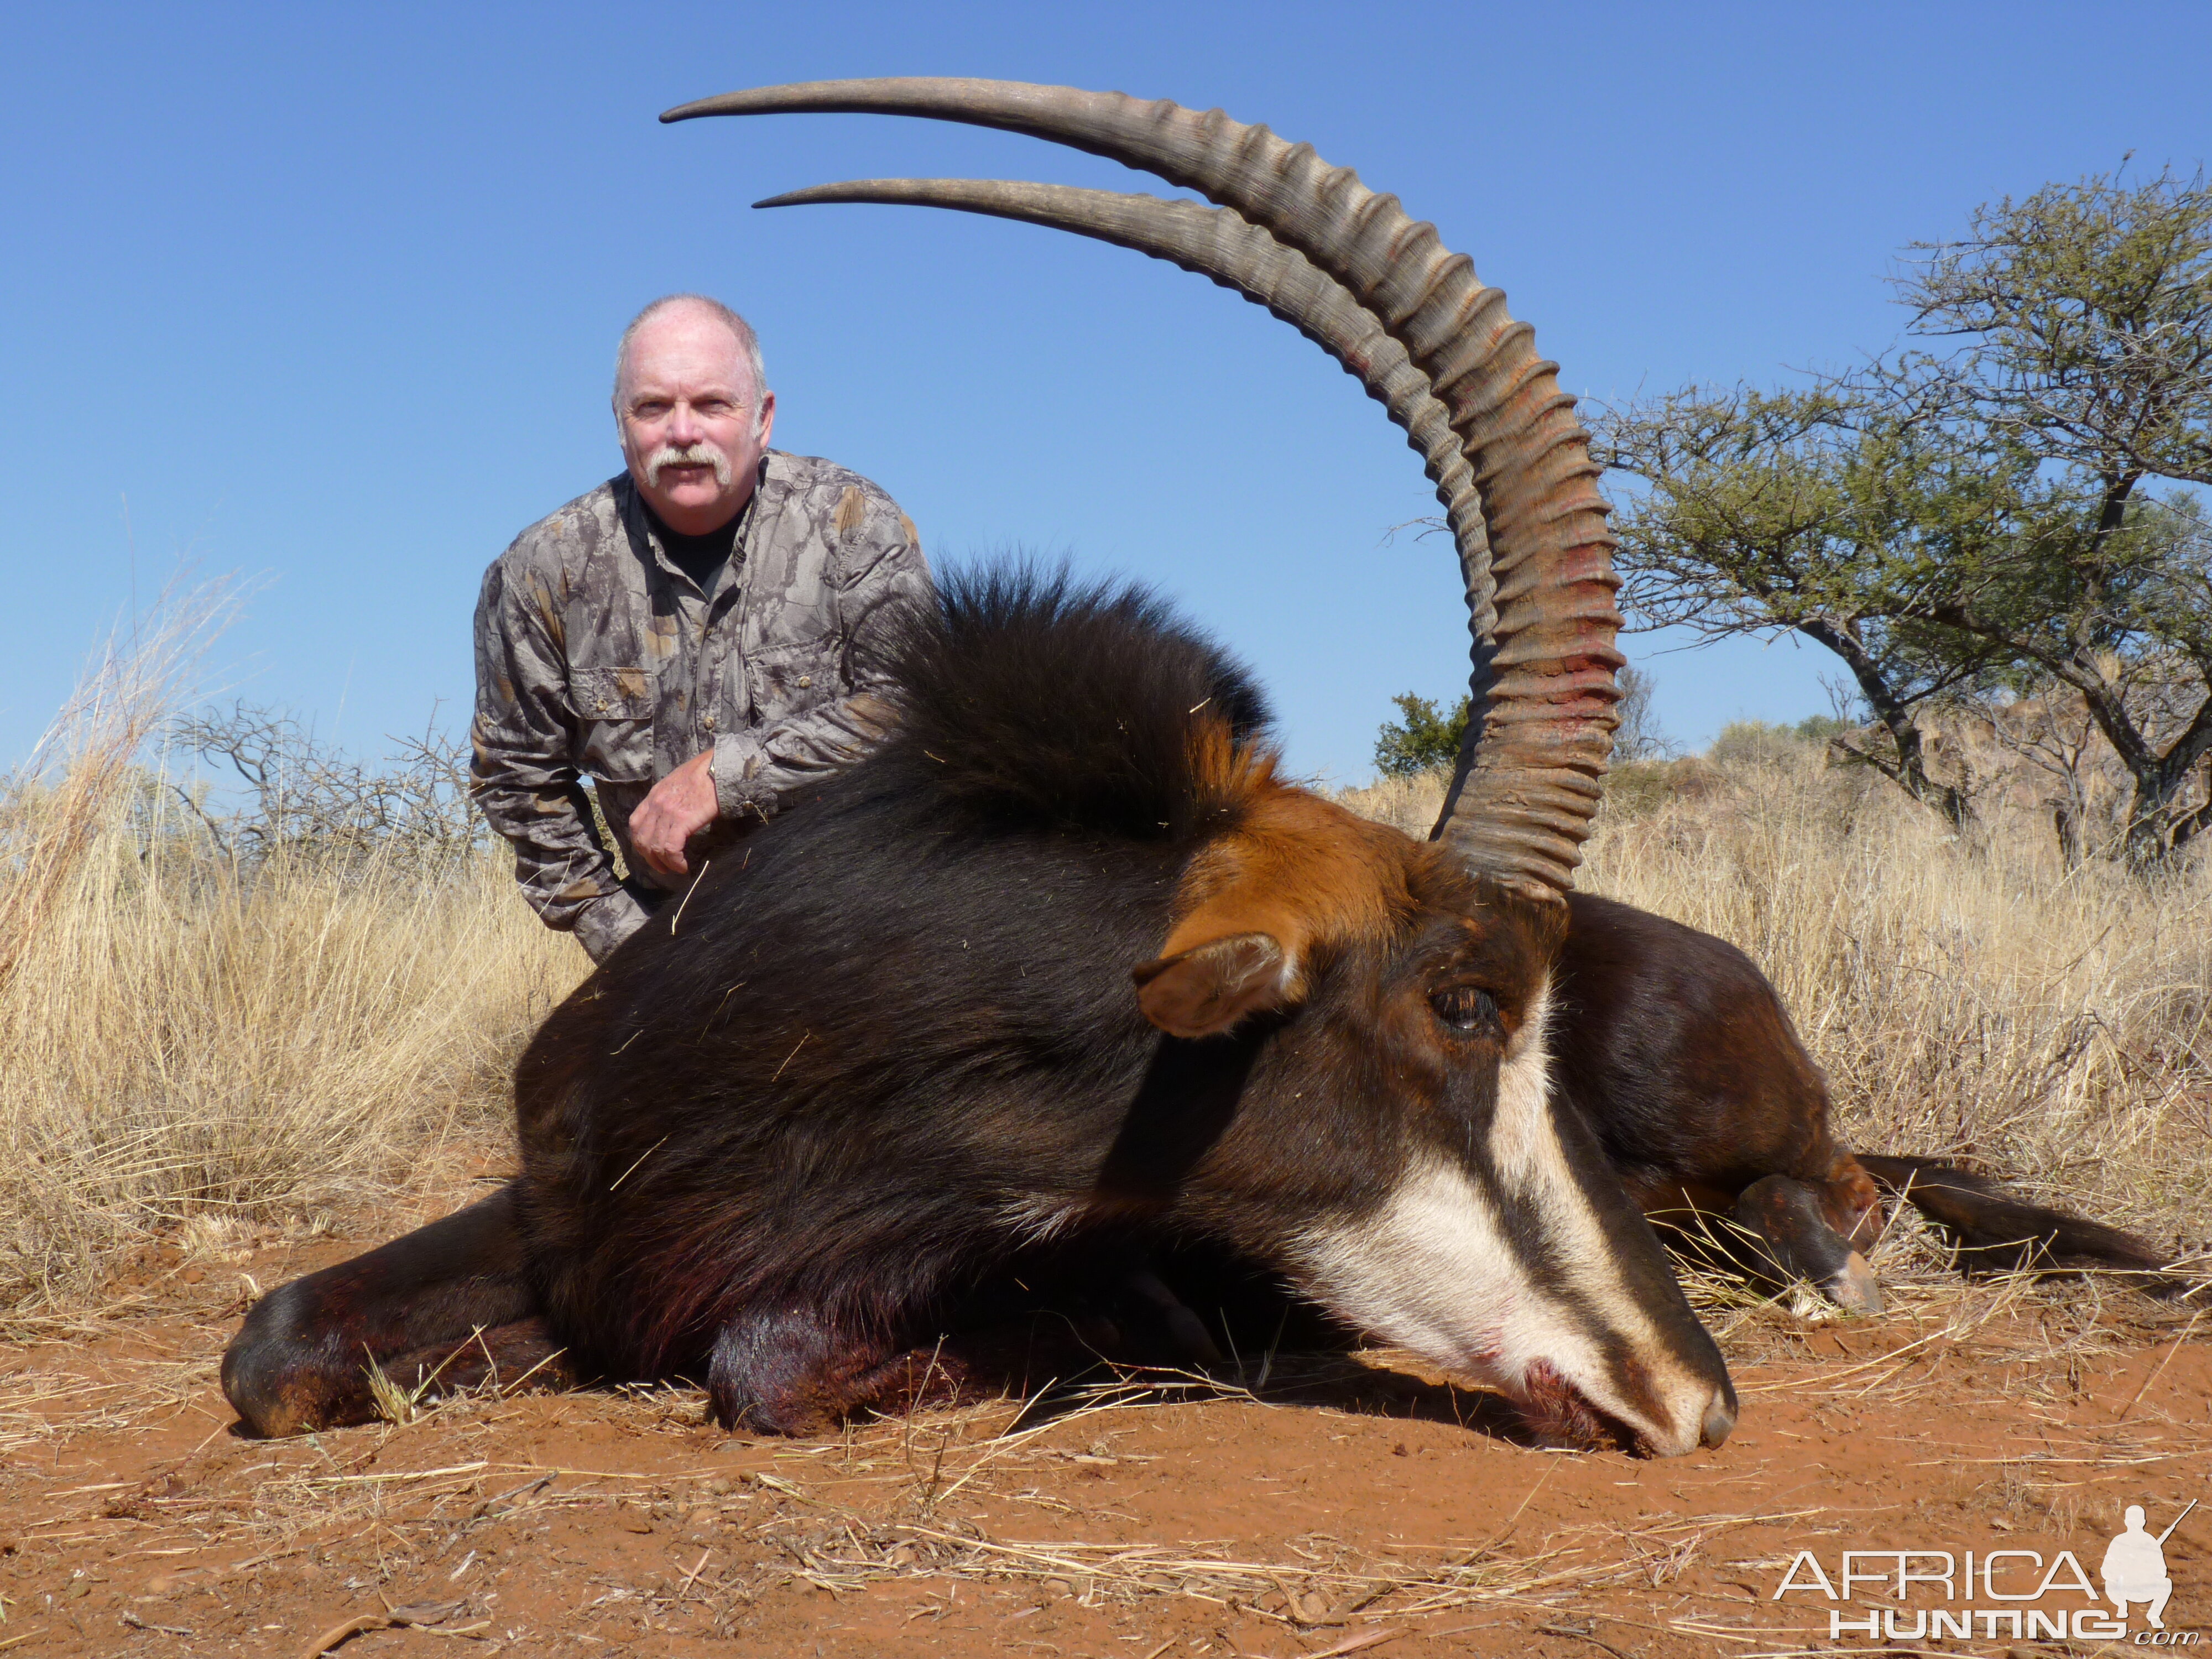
(225, 77, 1739, 1456)
(221, 80, 2166, 1454)
(226, 567, 1738, 1454)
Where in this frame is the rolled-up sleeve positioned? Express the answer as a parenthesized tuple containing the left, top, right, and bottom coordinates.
(708, 504, 931, 821)
(471, 555, 648, 959)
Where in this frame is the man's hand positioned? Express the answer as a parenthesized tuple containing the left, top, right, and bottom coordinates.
(630, 749, 719, 877)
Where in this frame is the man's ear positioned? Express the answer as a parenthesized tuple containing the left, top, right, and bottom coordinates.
(1131, 932, 1292, 1038)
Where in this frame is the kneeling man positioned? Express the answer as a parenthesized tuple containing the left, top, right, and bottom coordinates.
(472, 295, 930, 961)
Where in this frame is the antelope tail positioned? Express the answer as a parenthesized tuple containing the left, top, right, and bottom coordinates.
(1859, 1154, 2185, 1290)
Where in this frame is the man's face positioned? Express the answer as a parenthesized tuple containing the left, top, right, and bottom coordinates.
(615, 305, 776, 535)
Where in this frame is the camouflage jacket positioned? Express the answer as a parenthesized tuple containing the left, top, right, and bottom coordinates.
(471, 454, 929, 961)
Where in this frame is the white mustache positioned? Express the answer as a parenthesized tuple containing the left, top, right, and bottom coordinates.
(644, 444, 733, 489)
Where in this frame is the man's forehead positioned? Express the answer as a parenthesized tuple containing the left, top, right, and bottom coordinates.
(620, 310, 748, 394)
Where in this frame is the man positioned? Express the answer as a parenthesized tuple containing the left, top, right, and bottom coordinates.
(472, 295, 930, 961)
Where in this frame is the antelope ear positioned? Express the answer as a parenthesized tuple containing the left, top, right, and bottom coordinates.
(1131, 932, 1291, 1037)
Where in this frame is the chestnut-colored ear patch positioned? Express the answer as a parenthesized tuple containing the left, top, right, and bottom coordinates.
(1131, 932, 1287, 1038)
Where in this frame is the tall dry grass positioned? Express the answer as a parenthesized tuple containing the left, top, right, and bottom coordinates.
(1338, 752, 2212, 1245)
(0, 599, 582, 1316)
(6, 594, 2206, 1318)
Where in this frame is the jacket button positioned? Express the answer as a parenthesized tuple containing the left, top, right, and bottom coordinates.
(797, 675, 812, 688)
(703, 713, 717, 730)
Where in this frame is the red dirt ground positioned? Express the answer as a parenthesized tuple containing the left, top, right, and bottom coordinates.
(5, 1193, 2209, 1659)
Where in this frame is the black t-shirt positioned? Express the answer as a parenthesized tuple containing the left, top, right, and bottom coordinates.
(647, 505, 743, 594)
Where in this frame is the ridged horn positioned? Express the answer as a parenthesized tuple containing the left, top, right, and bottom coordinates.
(672, 79, 1621, 897)
(755, 179, 1489, 654)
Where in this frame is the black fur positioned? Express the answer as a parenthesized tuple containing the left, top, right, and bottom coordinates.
(219, 575, 2178, 1446)
(883, 564, 1270, 834)
(1554, 895, 1845, 1198)
(512, 568, 1288, 1384)
(1856, 1154, 2172, 1276)
(1556, 894, 2177, 1298)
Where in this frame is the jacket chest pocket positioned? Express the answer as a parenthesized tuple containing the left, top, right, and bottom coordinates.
(747, 641, 831, 723)
(572, 665, 658, 784)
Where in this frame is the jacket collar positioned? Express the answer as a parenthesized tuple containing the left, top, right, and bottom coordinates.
(614, 455, 785, 592)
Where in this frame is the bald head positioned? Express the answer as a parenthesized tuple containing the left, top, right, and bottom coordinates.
(613, 295, 768, 415)
(612, 296, 778, 536)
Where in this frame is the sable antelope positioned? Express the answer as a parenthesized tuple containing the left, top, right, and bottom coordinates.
(221, 80, 2166, 1455)
(225, 79, 1745, 1457)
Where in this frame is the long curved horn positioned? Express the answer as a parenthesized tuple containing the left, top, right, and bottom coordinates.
(672, 80, 1620, 896)
(755, 179, 1490, 656)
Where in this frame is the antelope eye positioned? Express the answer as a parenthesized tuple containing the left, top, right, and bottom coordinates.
(1428, 985, 1501, 1037)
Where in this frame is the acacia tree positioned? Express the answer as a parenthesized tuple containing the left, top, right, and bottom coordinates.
(1597, 167, 2212, 862)
(1595, 384, 2015, 830)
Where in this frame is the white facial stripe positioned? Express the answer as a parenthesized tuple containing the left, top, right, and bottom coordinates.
(1288, 978, 1713, 1454)
(1486, 982, 1671, 1354)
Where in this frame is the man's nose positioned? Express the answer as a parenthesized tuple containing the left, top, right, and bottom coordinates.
(666, 400, 702, 444)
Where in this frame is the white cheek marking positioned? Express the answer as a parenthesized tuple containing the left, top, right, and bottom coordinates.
(1288, 1155, 1647, 1434)
(1287, 973, 1709, 1454)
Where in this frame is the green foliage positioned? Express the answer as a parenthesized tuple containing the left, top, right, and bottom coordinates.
(1375, 665, 1671, 778)
(1708, 720, 1854, 768)
(1899, 168, 2212, 488)
(1374, 691, 1469, 777)
(1595, 166, 2212, 861)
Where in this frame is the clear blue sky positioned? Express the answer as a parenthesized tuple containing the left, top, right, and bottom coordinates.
(5, 2, 2207, 782)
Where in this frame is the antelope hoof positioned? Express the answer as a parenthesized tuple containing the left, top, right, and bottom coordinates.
(1735, 1174, 1884, 1314)
(1820, 1249, 1884, 1316)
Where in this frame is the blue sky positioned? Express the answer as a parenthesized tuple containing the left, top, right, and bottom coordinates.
(5, 2, 2208, 783)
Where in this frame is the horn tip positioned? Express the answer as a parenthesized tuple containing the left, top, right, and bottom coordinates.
(660, 77, 941, 125)
(752, 183, 910, 211)
(661, 87, 784, 123)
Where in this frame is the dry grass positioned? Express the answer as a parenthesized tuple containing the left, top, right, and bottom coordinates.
(1337, 750, 2212, 1247)
(0, 597, 582, 1318)
(7, 590, 2207, 1324)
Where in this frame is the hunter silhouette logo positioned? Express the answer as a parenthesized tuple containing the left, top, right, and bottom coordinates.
(1772, 1499, 2197, 1644)
(2105, 1500, 2194, 1631)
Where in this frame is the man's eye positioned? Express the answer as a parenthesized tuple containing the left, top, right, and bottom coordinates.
(1428, 986, 1501, 1037)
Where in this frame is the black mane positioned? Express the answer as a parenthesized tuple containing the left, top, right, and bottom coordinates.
(871, 565, 1272, 840)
